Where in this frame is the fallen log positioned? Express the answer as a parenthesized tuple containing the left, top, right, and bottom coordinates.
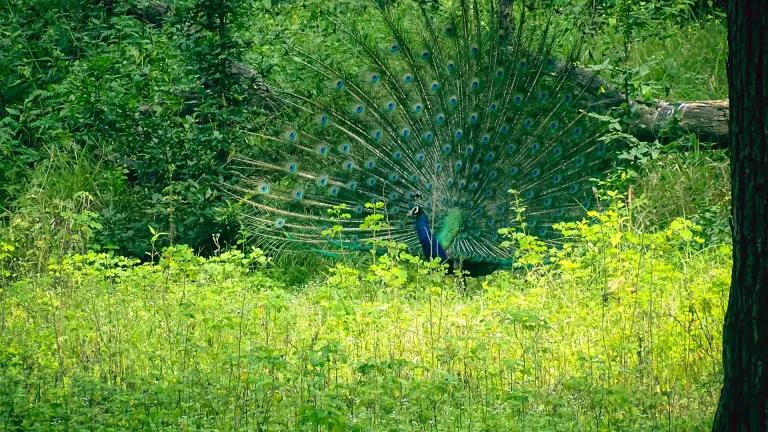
(629, 99, 729, 149)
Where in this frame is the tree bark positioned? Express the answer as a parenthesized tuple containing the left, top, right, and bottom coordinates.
(712, 1, 768, 431)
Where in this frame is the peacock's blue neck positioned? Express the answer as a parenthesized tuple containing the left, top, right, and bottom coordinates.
(414, 213, 448, 262)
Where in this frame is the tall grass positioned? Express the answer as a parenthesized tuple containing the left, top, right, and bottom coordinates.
(631, 148, 730, 243)
(1, 201, 729, 431)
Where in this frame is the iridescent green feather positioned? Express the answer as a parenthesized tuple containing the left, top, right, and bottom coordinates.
(436, 209, 463, 247)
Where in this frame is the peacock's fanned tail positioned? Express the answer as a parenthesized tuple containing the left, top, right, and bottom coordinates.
(230, 0, 617, 263)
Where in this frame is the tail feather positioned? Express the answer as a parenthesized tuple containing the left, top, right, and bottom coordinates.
(232, 0, 619, 260)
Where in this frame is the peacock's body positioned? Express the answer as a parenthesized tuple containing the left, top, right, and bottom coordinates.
(232, 0, 617, 275)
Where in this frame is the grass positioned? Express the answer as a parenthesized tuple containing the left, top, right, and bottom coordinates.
(631, 148, 730, 243)
(0, 203, 730, 431)
(590, 19, 729, 101)
(625, 20, 728, 100)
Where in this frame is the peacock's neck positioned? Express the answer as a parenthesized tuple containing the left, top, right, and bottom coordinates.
(414, 213, 448, 262)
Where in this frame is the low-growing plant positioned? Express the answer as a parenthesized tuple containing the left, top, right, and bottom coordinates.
(0, 196, 728, 431)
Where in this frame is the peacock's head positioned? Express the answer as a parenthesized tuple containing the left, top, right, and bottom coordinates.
(407, 193, 427, 218)
(406, 205, 423, 217)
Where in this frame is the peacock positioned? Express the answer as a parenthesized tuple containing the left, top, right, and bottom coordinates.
(230, 0, 617, 276)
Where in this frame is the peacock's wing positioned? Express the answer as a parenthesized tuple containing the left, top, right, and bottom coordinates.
(230, 0, 618, 260)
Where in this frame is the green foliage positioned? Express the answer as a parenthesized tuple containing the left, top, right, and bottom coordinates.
(0, 204, 728, 430)
(1, 157, 111, 275)
(630, 149, 730, 244)
(523, 0, 727, 131)
(563, 0, 727, 101)
(0, 0, 263, 257)
(0, 0, 107, 207)
(0, 2, 733, 429)
(1, 0, 728, 261)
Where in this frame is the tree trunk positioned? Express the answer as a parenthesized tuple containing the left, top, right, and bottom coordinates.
(712, 1, 768, 431)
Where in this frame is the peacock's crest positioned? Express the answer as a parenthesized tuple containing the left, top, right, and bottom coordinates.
(229, 0, 618, 271)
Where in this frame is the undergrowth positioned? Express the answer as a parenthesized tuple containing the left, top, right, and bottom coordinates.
(0, 199, 729, 431)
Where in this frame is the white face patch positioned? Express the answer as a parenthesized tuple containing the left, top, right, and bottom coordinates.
(408, 206, 420, 216)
